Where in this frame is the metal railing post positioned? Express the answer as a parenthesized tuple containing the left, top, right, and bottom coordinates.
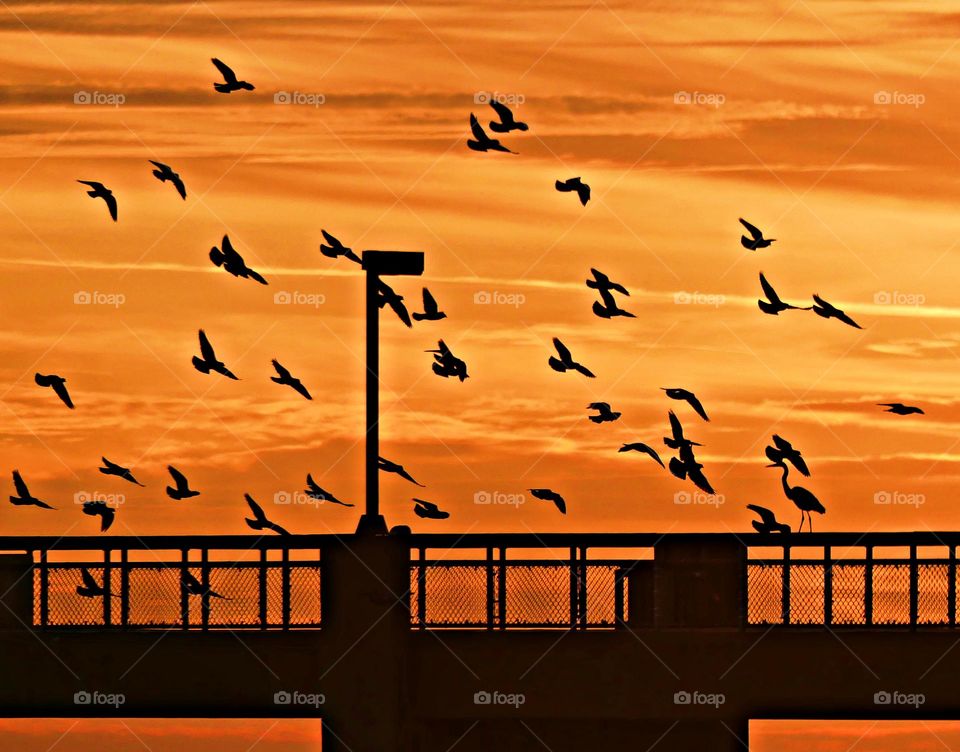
(120, 549, 129, 627)
(781, 546, 791, 625)
(865, 546, 873, 626)
(824, 545, 832, 626)
(281, 548, 291, 629)
(417, 547, 427, 629)
(910, 544, 918, 627)
(102, 549, 112, 626)
(258, 548, 268, 629)
(180, 549, 190, 630)
(200, 549, 210, 630)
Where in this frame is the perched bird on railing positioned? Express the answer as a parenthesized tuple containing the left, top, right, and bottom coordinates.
(467, 113, 516, 154)
(758, 272, 809, 315)
(35, 372, 74, 409)
(209, 234, 268, 285)
(413, 498, 449, 519)
(746, 504, 791, 534)
(270, 359, 312, 400)
(319, 229, 361, 265)
(77, 180, 117, 222)
(82, 500, 116, 532)
(304, 475, 354, 507)
(166, 465, 200, 500)
(378, 456, 425, 487)
(661, 387, 709, 421)
(529, 488, 566, 514)
(192, 329, 239, 380)
(811, 294, 861, 329)
(211, 57, 254, 93)
(149, 160, 186, 200)
(618, 442, 665, 468)
(555, 177, 590, 206)
(99, 457, 144, 486)
(764, 434, 809, 476)
(587, 402, 621, 423)
(76, 567, 117, 598)
(426, 340, 468, 381)
(768, 459, 825, 532)
(244, 494, 291, 535)
(377, 279, 413, 327)
(412, 288, 446, 322)
(182, 569, 230, 599)
(739, 218, 775, 250)
(548, 337, 595, 378)
(878, 402, 924, 416)
(9, 470, 55, 509)
(487, 99, 528, 133)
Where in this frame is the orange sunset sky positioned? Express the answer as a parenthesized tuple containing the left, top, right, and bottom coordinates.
(4, 0, 960, 747)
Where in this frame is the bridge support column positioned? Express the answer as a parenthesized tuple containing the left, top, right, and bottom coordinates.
(0, 553, 33, 629)
(654, 537, 745, 627)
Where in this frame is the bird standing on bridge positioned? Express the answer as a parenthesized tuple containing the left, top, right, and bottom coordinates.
(768, 459, 825, 532)
(244, 494, 291, 535)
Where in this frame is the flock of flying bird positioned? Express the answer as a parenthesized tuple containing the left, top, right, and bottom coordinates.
(14, 57, 929, 576)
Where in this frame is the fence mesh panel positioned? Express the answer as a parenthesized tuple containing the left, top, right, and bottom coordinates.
(831, 563, 866, 625)
(918, 564, 949, 625)
(873, 564, 910, 624)
(747, 564, 783, 625)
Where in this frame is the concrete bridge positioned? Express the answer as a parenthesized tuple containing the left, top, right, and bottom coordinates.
(0, 530, 958, 750)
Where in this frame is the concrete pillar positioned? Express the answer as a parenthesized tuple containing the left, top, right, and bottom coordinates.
(654, 537, 745, 628)
(0, 553, 33, 629)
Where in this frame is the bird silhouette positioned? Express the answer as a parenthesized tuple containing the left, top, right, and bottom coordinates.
(812, 295, 861, 329)
(9, 470, 54, 509)
(529, 488, 566, 514)
(747, 504, 791, 534)
(413, 498, 449, 519)
(592, 287, 635, 319)
(586, 269, 629, 296)
(211, 57, 254, 93)
(270, 360, 312, 400)
(426, 340, 468, 381)
(663, 411, 702, 450)
(587, 402, 621, 423)
(244, 493, 290, 535)
(662, 387, 709, 421)
(209, 235, 268, 285)
(304, 475, 355, 507)
(758, 272, 809, 315)
(412, 288, 446, 322)
(467, 113, 516, 153)
(879, 402, 924, 416)
(487, 99, 528, 133)
(555, 177, 590, 206)
(548, 337, 595, 378)
(377, 279, 413, 327)
(77, 180, 117, 222)
(182, 569, 229, 599)
(378, 456, 424, 486)
(82, 500, 115, 532)
(76, 567, 116, 598)
(768, 459, 825, 532)
(99, 457, 144, 486)
(149, 160, 186, 200)
(739, 218, 774, 250)
(192, 329, 239, 380)
(669, 445, 715, 495)
(765, 434, 810, 476)
(319, 229, 362, 265)
(35, 372, 74, 409)
(166, 465, 200, 500)
(618, 442, 664, 467)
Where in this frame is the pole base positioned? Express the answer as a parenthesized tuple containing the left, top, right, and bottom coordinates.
(355, 514, 389, 536)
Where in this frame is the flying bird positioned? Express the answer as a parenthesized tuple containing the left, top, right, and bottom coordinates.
(592, 287, 635, 319)
(378, 456, 424, 487)
(182, 569, 229, 599)
(211, 57, 254, 93)
(192, 329, 239, 380)
(99, 457, 144, 486)
(662, 387, 710, 421)
(244, 494, 290, 535)
(747, 504, 791, 534)
(586, 269, 629, 296)
(529, 488, 566, 514)
(878, 402, 924, 416)
(669, 445, 715, 495)
(768, 459, 825, 532)
(765, 435, 810, 477)
(413, 498, 449, 520)
(76, 567, 115, 598)
(270, 360, 312, 400)
(467, 113, 516, 154)
(739, 218, 775, 250)
(758, 272, 808, 315)
(82, 500, 116, 532)
(9, 470, 54, 509)
(548, 337, 595, 378)
(377, 279, 413, 327)
(35, 372, 74, 409)
(618, 442, 664, 467)
(209, 235, 268, 285)
(319, 229, 362, 265)
(663, 411, 701, 450)
(149, 160, 186, 200)
(587, 402, 621, 423)
(487, 99, 528, 133)
(304, 475, 355, 507)
(426, 339, 468, 381)
(412, 288, 446, 322)
(77, 180, 117, 222)
(166, 465, 200, 500)
(812, 294, 862, 329)
(555, 177, 590, 206)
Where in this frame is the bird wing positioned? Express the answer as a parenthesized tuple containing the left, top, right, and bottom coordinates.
(167, 465, 189, 490)
(687, 463, 715, 495)
(686, 393, 710, 421)
(414, 498, 439, 513)
(389, 297, 412, 327)
(758, 272, 781, 303)
(51, 379, 73, 408)
(469, 113, 487, 141)
(149, 160, 169, 173)
(320, 229, 342, 249)
(552, 337, 571, 362)
(746, 504, 777, 525)
(101, 457, 120, 471)
(834, 310, 862, 329)
(739, 218, 763, 240)
(211, 57, 238, 83)
(77, 180, 102, 190)
(488, 99, 513, 123)
(639, 444, 664, 466)
(271, 359, 291, 380)
(244, 493, 266, 522)
(554, 179, 572, 192)
(219, 235, 242, 264)
(198, 329, 216, 361)
(305, 474, 321, 494)
(587, 402, 610, 410)
(12, 470, 28, 498)
(80, 567, 100, 591)
(103, 192, 118, 221)
(422, 287, 438, 313)
(172, 174, 187, 199)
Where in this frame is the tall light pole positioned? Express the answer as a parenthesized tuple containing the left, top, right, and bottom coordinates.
(356, 250, 425, 535)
